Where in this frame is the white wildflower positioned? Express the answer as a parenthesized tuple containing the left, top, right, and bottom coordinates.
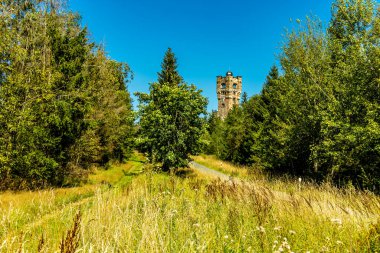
(331, 218, 342, 225)
(256, 226, 266, 233)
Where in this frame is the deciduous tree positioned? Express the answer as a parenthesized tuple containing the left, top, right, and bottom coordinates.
(137, 49, 207, 171)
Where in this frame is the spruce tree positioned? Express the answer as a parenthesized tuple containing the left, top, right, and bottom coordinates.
(241, 92, 248, 105)
(157, 47, 183, 86)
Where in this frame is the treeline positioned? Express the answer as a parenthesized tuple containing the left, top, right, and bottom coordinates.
(0, 0, 134, 190)
(204, 0, 380, 191)
(1, 0, 379, 193)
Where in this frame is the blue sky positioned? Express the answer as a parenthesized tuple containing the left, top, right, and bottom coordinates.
(69, 0, 334, 112)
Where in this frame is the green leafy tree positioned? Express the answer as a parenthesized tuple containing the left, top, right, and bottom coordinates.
(220, 106, 249, 164)
(311, 0, 380, 189)
(196, 0, 379, 191)
(204, 111, 225, 156)
(240, 0, 379, 190)
(137, 49, 207, 171)
(250, 66, 289, 170)
(137, 83, 207, 171)
(0, 0, 134, 189)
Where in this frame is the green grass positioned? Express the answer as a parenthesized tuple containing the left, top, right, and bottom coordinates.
(0, 153, 379, 252)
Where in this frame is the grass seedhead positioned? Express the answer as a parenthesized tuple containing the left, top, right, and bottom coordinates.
(59, 211, 81, 253)
(37, 233, 45, 252)
(17, 232, 24, 253)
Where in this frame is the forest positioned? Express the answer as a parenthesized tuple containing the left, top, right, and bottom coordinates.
(0, 0, 379, 193)
(0, 0, 134, 190)
(204, 0, 380, 192)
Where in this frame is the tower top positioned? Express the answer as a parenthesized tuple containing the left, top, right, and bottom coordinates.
(226, 71, 233, 76)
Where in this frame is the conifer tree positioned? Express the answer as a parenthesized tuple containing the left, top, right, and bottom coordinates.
(0, 0, 134, 189)
(157, 47, 183, 86)
(241, 92, 248, 105)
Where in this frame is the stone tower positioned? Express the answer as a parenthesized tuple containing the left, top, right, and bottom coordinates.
(216, 71, 242, 119)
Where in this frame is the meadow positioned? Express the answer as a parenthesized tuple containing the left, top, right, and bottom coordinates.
(0, 153, 379, 252)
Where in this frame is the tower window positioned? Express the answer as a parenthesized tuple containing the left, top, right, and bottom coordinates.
(233, 83, 237, 89)
(221, 83, 226, 89)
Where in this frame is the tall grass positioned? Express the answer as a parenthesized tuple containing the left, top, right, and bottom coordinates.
(0, 154, 379, 252)
(192, 154, 252, 179)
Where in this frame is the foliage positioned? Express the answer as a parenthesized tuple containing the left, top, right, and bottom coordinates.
(311, 0, 380, 189)
(136, 49, 207, 171)
(208, 0, 380, 191)
(220, 105, 252, 164)
(203, 111, 225, 156)
(157, 47, 183, 87)
(0, 0, 134, 189)
(241, 91, 248, 104)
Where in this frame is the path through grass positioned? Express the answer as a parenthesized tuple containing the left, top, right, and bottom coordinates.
(0, 153, 379, 252)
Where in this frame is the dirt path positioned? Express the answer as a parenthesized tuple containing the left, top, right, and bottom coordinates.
(190, 160, 379, 222)
(24, 195, 93, 231)
(190, 161, 231, 181)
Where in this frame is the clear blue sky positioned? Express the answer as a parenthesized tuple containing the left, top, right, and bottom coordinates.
(68, 0, 333, 112)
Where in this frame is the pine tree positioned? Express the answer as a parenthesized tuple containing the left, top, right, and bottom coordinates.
(241, 92, 248, 105)
(157, 47, 183, 86)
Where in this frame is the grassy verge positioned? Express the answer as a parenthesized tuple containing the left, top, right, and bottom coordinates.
(0, 152, 145, 251)
(0, 153, 379, 252)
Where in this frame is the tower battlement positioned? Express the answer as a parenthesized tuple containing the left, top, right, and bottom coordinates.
(216, 71, 242, 119)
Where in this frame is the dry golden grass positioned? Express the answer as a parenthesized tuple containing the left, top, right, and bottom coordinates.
(0, 153, 379, 252)
(192, 154, 252, 179)
(192, 154, 380, 223)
